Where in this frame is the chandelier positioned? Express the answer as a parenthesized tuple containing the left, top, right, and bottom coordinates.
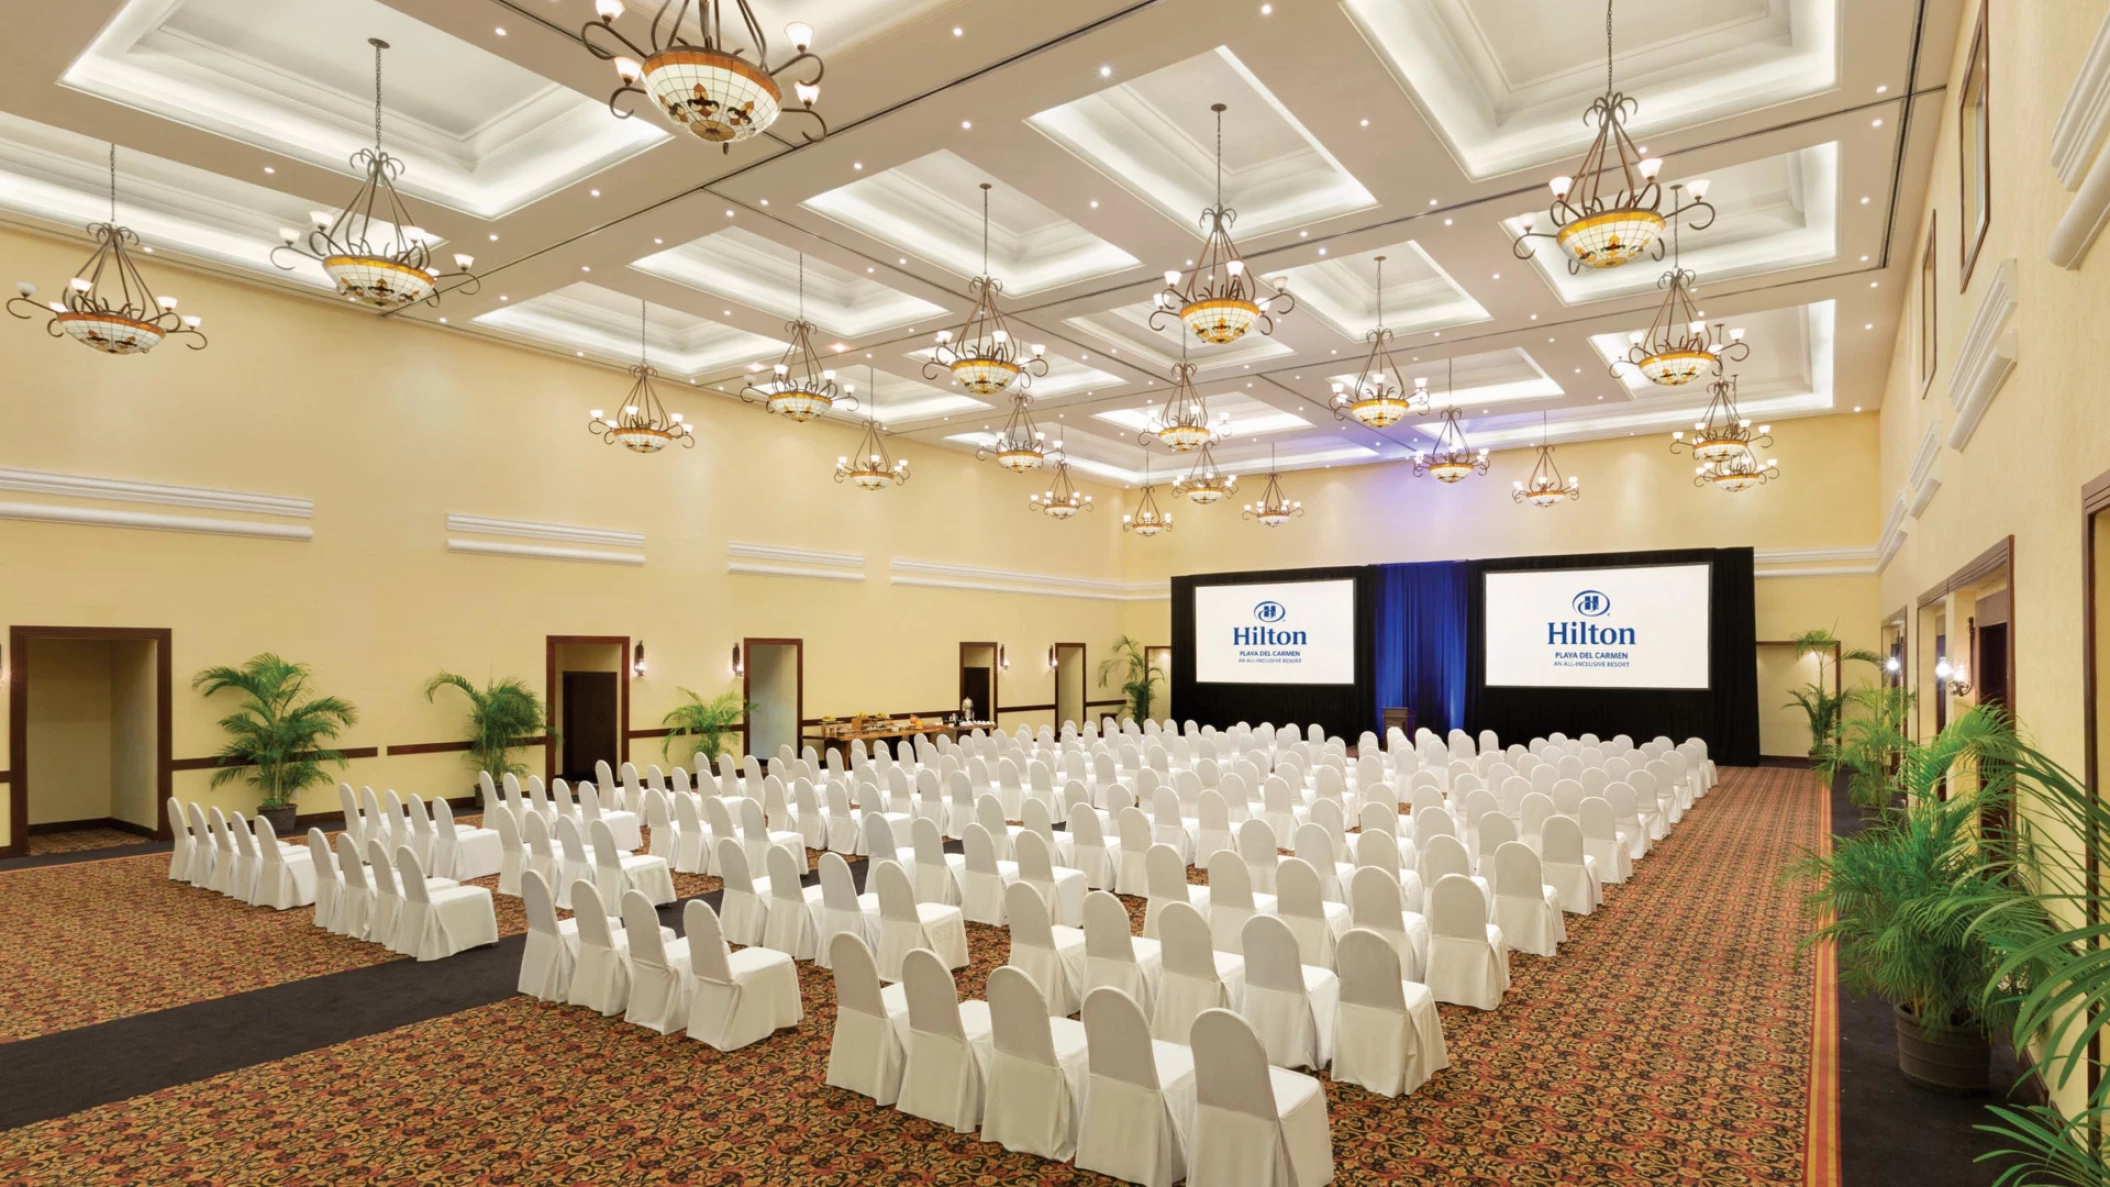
(834, 367, 908, 489)
(1512, 413, 1580, 507)
(1122, 452, 1174, 537)
(1413, 363, 1489, 483)
(8, 145, 206, 355)
(1332, 254, 1425, 428)
(1172, 441, 1238, 505)
(976, 393, 1058, 473)
(1614, 197, 1746, 386)
(1030, 458, 1094, 519)
(271, 40, 477, 311)
(1145, 347, 1228, 451)
(742, 254, 852, 422)
(581, 0, 826, 150)
(1511, 1, 1714, 272)
(588, 300, 694, 453)
(925, 184, 1048, 397)
(1242, 446, 1304, 527)
(1149, 103, 1293, 344)
(1672, 373, 1777, 490)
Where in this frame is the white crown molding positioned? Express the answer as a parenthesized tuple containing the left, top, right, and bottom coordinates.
(1877, 494, 1911, 572)
(2053, 11, 2110, 188)
(725, 542, 866, 582)
(2050, 149, 2110, 268)
(0, 465, 310, 518)
(0, 500, 311, 540)
(1755, 564, 1878, 579)
(1908, 421, 1943, 518)
(1947, 259, 2018, 449)
(1754, 546, 1879, 565)
(447, 513, 643, 550)
(446, 538, 643, 566)
(890, 559, 1167, 602)
(1910, 465, 1943, 519)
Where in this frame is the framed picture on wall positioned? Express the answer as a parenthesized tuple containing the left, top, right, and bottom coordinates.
(1920, 211, 1937, 396)
(1959, 0, 1991, 289)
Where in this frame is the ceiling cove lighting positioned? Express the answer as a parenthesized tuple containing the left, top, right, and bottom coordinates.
(1331, 255, 1425, 427)
(1146, 346, 1229, 451)
(581, 0, 826, 150)
(1615, 191, 1746, 386)
(927, 183, 1048, 397)
(1513, 412, 1580, 506)
(1671, 372, 1778, 491)
(8, 145, 206, 354)
(1243, 445, 1305, 526)
(977, 392, 1059, 473)
(1150, 103, 1293, 344)
(834, 366, 908, 489)
(1031, 457, 1094, 518)
(271, 40, 478, 311)
(1172, 441, 1237, 504)
(742, 254, 853, 422)
(1122, 450, 1174, 536)
(1413, 360, 1490, 484)
(1510, 1, 1714, 272)
(588, 300, 695, 453)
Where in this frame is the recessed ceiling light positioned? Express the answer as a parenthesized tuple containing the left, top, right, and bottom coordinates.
(1299, 231, 1308, 238)
(1491, 272, 1499, 279)
(1432, 331, 1440, 337)
(1859, 195, 1870, 204)
(1546, 337, 1555, 343)
(724, 309, 732, 316)
(759, 199, 769, 206)
(1876, 84, 1889, 94)
(591, 189, 600, 197)
(495, 26, 505, 35)
(1865, 323, 1874, 330)
(1529, 314, 1537, 321)
(961, 121, 972, 130)
(582, 265, 590, 272)
(1317, 247, 1326, 255)
(725, 209, 734, 217)
(898, 257, 907, 265)
(1260, 2, 1272, 12)
(655, 238, 663, 244)
(577, 350, 584, 356)
(1359, 118, 1369, 127)
(1428, 198, 1439, 206)
(1099, 65, 1112, 77)
(1854, 405, 1864, 412)
(1090, 200, 1099, 208)
(438, 316, 447, 323)
(1872, 118, 1884, 128)
(488, 233, 498, 241)
(952, 26, 963, 35)
(866, 267, 874, 273)
(1870, 281, 1879, 288)
(1443, 218, 1452, 226)
(1596, 395, 1603, 400)
(263, 166, 275, 174)
(854, 162, 863, 170)
(499, 295, 507, 301)
(1574, 368, 1581, 373)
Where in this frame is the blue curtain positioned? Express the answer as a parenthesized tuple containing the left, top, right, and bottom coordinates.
(1373, 562, 1471, 736)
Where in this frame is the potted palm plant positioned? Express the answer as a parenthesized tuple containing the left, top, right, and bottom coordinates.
(1096, 635, 1164, 724)
(664, 686, 748, 765)
(193, 654, 359, 836)
(1784, 627, 1886, 774)
(424, 672, 552, 806)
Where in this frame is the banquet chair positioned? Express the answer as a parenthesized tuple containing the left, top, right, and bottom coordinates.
(305, 828, 341, 931)
(1491, 841, 1566, 957)
(1150, 899, 1245, 1043)
(1293, 822, 1355, 908)
(517, 870, 578, 1000)
(826, 932, 909, 1105)
(814, 850, 879, 971)
(167, 796, 194, 883)
(592, 817, 676, 908)
(1348, 865, 1430, 982)
(433, 798, 501, 881)
(395, 846, 497, 962)
(552, 816, 599, 910)
(911, 816, 967, 907)
(332, 833, 374, 940)
(976, 794, 1024, 862)
(1425, 875, 1509, 1011)
(488, 804, 525, 896)
(1418, 833, 1488, 912)
(1143, 843, 1210, 939)
(1196, 790, 1235, 869)
(714, 838, 772, 947)
(1236, 914, 1339, 1072)
(1237, 817, 1284, 896)
(1476, 811, 1520, 873)
(739, 796, 805, 877)
(1274, 858, 1350, 969)
(252, 814, 316, 910)
(1578, 797, 1633, 885)
(1332, 926, 1449, 1098)
(1067, 805, 1114, 891)
(186, 802, 217, 887)
(211, 808, 244, 898)
(684, 898, 801, 1051)
(895, 947, 994, 1133)
(875, 859, 969, 976)
(1078, 986, 1197, 1187)
(980, 966, 1092, 1160)
(1020, 797, 1073, 866)
(1084, 888, 1163, 1019)
(1115, 807, 1154, 897)
(762, 843, 826, 959)
(1355, 827, 1425, 915)
(1518, 792, 1556, 855)
(1151, 787, 1198, 865)
(1540, 815, 1603, 915)
(621, 889, 692, 1034)
(1012, 828, 1085, 928)
(960, 823, 1020, 926)
(1206, 849, 1276, 955)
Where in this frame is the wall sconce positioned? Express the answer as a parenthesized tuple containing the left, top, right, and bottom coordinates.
(1934, 658, 1972, 697)
(998, 644, 1009, 671)
(632, 641, 647, 677)
(1884, 655, 1901, 673)
(732, 642, 744, 677)
(1048, 645, 1059, 669)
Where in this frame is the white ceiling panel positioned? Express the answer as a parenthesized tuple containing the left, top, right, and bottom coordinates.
(630, 226, 947, 337)
(473, 282, 784, 376)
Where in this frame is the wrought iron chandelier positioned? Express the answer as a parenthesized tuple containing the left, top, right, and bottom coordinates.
(1413, 362, 1489, 483)
(8, 145, 206, 355)
(1145, 346, 1228, 451)
(1173, 441, 1237, 505)
(977, 392, 1058, 473)
(1512, 412, 1580, 506)
(1242, 445, 1304, 526)
(271, 40, 477, 311)
(1149, 103, 1293, 344)
(580, 0, 826, 150)
(1122, 451, 1174, 537)
(742, 254, 851, 422)
(1511, 1, 1714, 272)
(1614, 192, 1745, 387)
(1671, 373, 1777, 490)
(1331, 254, 1425, 428)
(1030, 458, 1094, 519)
(588, 300, 694, 453)
(926, 184, 1048, 397)
(834, 367, 908, 489)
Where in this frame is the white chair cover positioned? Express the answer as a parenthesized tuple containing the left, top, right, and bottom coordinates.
(517, 870, 578, 1000)
(1348, 865, 1431, 982)
(1152, 900, 1245, 1043)
(1492, 840, 1567, 957)
(1274, 858, 1350, 969)
(814, 851, 879, 971)
(1206, 850, 1278, 956)
(621, 889, 692, 1034)
(684, 898, 802, 1050)
(592, 817, 678, 909)
(1330, 928, 1448, 1097)
(1425, 874, 1509, 1010)
(1078, 986, 1198, 1187)
(1004, 880, 1088, 1015)
(1540, 815, 1602, 914)
(1237, 914, 1338, 1072)
(332, 833, 372, 940)
(980, 967, 1092, 1160)
(1084, 889, 1163, 1019)
(394, 845, 496, 961)
(825, 932, 909, 1104)
(761, 842, 825, 960)
(566, 881, 634, 1016)
(874, 860, 969, 976)
(1579, 797, 1634, 884)
(895, 948, 994, 1134)
(252, 814, 316, 910)
(1188, 1009, 1334, 1187)
(1014, 828, 1087, 927)
(959, 823, 1020, 926)
(715, 838, 771, 947)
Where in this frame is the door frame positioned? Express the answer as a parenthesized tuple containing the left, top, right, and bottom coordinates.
(7, 625, 174, 856)
(1052, 642, 1087, 727)
(545, 634, 629, 783)
(2080, 471, 2110, 1130)
(1916, 535, 2015, 742)
(959, 640, 998, 723)
(741, 637, 803, 758)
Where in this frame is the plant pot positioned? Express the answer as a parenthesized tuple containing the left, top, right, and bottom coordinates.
(1893, 1003, 1989, 1094)
(256, 803, 299, 838)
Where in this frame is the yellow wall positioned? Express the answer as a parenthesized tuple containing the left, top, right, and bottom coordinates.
(0, 222, 1139, 844)
(109, 639, 159, 830)
(24, 639, 114, 826)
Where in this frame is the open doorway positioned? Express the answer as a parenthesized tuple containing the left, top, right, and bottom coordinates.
(7, 626, 172, 857)
(546, 635, 627, 784)
(1053, 643, 1086, 729)
(743, 638, 802, 761)
(960, 642, 996, 725)
(1145, 646, 1172, 722)
(1755, 639, 1833, 762)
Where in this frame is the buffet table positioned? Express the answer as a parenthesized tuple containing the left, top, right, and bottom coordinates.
(802, 720, 965, 765)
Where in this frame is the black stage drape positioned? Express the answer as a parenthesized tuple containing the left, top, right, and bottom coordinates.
(1169, 566, 1378, 743)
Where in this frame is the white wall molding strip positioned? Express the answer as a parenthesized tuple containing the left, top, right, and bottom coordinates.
(1877, 494, 1911, 572)
(1947, 258, 2018, 449)
(725, 542, 865, 582)
(0, 500, 312, 540)
(1755, 564, 1879, 579)
(2053, 12, 2110, 187)
(447, 538, 644, 566)
(891, 558, 1166, 601)
(1908, 421, 1943, 518)
(0, 466, 311, 518)
(1754, 546, 1879, 565)
(447, 513, 643, 549)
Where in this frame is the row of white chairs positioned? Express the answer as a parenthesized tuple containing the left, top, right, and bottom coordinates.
(166, 797, 315, 909)
(331, 784, 503, 881)
(309, 832, 498, 961)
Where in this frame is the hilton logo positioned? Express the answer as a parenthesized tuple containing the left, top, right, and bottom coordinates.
(1573, 590, 1610, 617)
(1235, 600, 1305, 646)
(1549, 588, 1633, 645)
(1254, 600, 1287, 622)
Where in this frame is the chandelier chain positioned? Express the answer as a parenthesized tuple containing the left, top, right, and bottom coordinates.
(373, 38, 384, 153)
(639, 298, 648, 365)
(1214, 104, 1224, 205)
(981, 183, 991, 275)
(107, 142, 116, 222)
(1606, 0, 1615, 96)
(1375, 255, 1385, 328)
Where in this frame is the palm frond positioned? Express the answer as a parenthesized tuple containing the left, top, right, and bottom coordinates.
(193, 654, 357, 808)
(426, 671, 549, 782)
(664, 686, 749, 762)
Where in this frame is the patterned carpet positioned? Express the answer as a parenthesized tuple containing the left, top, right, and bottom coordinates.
(0, 767, 1822, 1185)
(24, 828, 150, 856)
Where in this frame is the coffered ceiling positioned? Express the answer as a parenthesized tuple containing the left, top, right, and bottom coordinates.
(0, 0, 1960, 486)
